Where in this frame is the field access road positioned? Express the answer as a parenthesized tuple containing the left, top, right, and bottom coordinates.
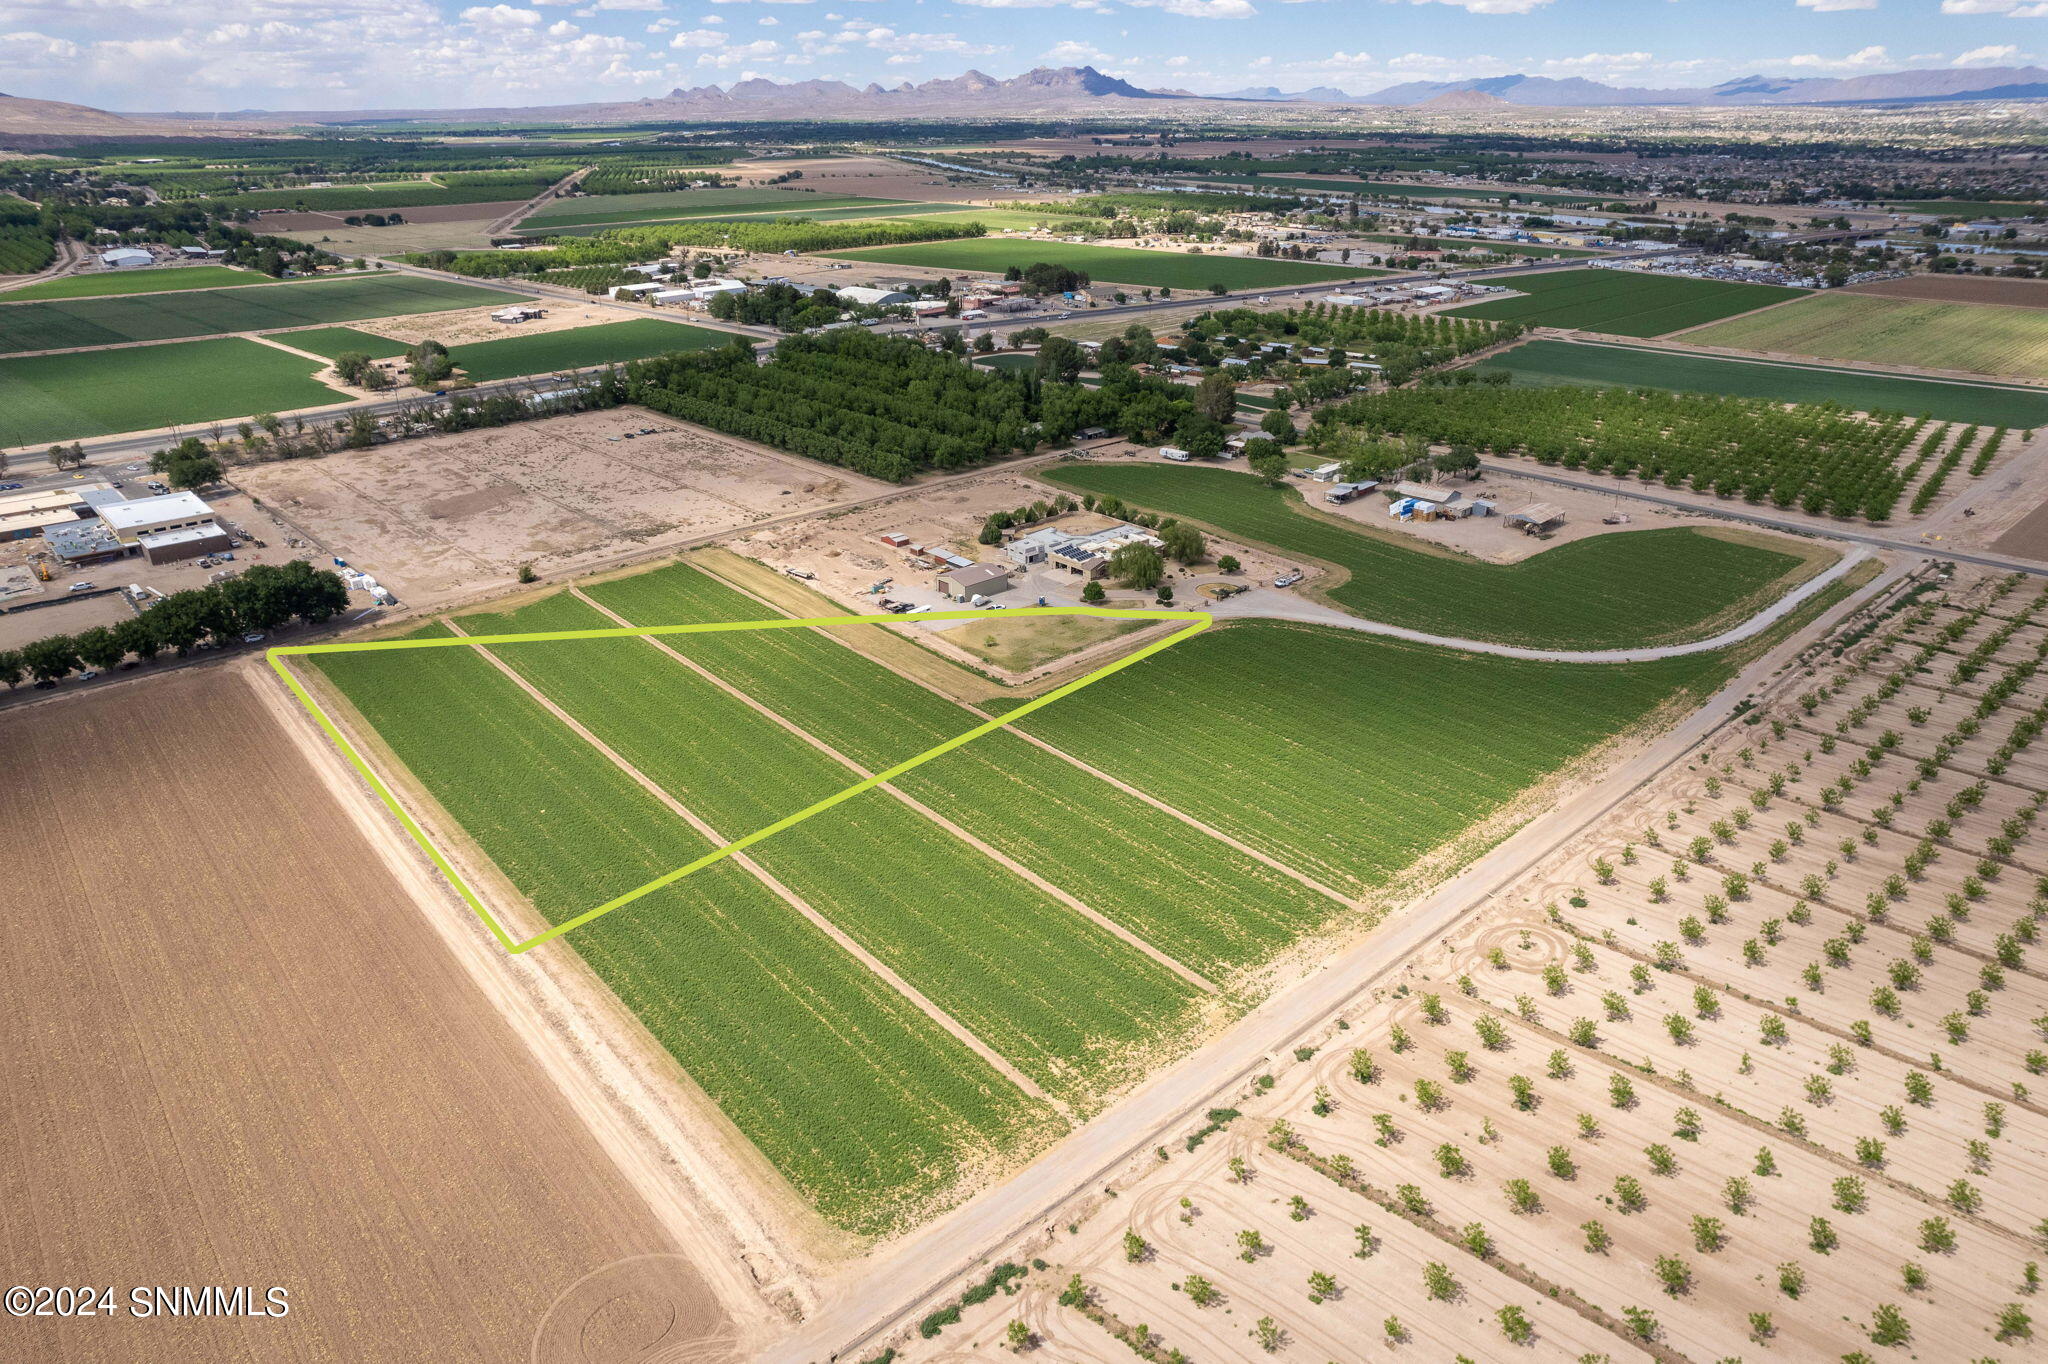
(766, 553, 1915, 1364)
(1475, 458, 2048, 579)
(1208, 544, 1872, 662)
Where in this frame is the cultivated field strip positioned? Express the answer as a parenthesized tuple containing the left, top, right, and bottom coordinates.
(584, 564, 1348, 982)
(0, 273, 526, 355)
(455, 592, 1202, 1105)
(309, 626, 1061, 1234)
(1444, 268, 1804, 337)
(1007, 623, 1735, 897)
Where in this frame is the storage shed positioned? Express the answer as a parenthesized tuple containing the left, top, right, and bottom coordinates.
(937, 563, 1011, 601)
(1505, 502, 1566, 531)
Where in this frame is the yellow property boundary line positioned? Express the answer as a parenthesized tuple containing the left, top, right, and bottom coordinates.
(269, 606, 1211, 954)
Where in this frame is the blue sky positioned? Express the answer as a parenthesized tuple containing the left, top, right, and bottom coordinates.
(0, 0, 2034, 113)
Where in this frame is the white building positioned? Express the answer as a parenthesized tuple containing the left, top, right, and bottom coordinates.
(99, 247, 153, 269)
(835, 285, 913, 307)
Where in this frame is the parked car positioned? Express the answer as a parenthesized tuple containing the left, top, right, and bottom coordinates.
(241, 632, 266, 644)
(1274, 572, 1303, 588)
(78, 669, 98, 681)
(0, 482, 20, 491)
(69, 581, 95, 593)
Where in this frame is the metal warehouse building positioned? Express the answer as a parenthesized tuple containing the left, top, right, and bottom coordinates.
(95, 491, 232, 564)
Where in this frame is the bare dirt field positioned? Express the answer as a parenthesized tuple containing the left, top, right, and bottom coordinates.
(233, 408, 892, 607)
(1847, 275, 2048, 309)
(0, 666, 730, 1364)
(907, 562, 2048, 1363)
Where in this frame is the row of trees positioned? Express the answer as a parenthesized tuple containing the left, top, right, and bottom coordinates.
(0, 562, 350, 688)
(420, 217, 988, 278)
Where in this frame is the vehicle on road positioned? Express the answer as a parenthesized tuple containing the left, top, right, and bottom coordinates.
(69, 581, 95, 592)
(242, 632, 266, 644)
(0, 482, 18, 491)
(1274, 572, 1303, 588)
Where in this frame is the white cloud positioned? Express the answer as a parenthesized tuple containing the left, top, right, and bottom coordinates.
(1795, 0, 1876, 11)
(1940, 0, 2048, 14)
(670, 26, 726, 46)
(1784, 43, 1891, 69)
(1956, 43, 2022, 64)
(1123, 0, 1255, 14)
(1402, 0, 1555, 13)
(1043, 39, 1111, 62)
(696, 36, 779, 65)
(459, 5, 541, 32)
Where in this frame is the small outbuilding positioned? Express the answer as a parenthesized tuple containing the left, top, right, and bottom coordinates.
(1505, 502, 1566, 532)
(937, 562, 1011, 601)
(1393, 480, 1460, 505)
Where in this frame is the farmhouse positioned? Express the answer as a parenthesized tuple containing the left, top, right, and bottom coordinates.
(937, 562, 1012, 601)
(1005, 522, 1164, 579)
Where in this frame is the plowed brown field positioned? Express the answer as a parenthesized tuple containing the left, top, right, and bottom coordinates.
(0, 666, 726, 1363)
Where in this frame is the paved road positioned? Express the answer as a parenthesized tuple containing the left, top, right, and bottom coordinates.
(1474, 459, 2048, 579)
(765, 555, 1916, 1364)
(1209, 545, 1871, 661)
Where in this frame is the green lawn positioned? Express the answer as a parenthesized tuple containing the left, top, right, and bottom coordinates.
(0, 338, 348, 447)
(310, 623, 1058, 1236)
(0, 274, 527, 355)
(1010, 622, 1728, 896)
(524, 188, 903, 230)
(1444, 268, 1805, 338)
(823, 238, 1386, 291)
(1684, 293, 2048, 382)
(449, 318, 728, 382)
(2, 266, 266, 301)
(1041, 464, 1812, 651)
(1478, 338, 2048, 428)
(270, 326, 411, 360)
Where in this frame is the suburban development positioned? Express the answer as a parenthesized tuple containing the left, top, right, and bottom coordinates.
(9, 3, 2048, 1362)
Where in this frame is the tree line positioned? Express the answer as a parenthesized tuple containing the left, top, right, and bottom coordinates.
(0, 561, 351, 689)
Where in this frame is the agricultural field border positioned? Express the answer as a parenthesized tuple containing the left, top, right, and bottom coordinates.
(269, 606, 1207, 955)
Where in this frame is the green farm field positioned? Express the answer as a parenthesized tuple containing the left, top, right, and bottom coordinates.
(1203, 175, 1597, 205)
(1008, 622, 1729, 897)
(200, 181, 547, 212)
(270, 326, 411, 360)
(1445, 269, 1803, 337)
(1684, 293, 2048, 381)
(822, 238, 1386, 291)
(0, 274, 526, 356)
(1478, 338, 2048, 427)
(523, 188, 903, 229)
(452, 592, 1201, 1106)
(449, 318, 727, 382)
(0, 338, 345, 447)
(307, 623, 1061, 1235)
(527, 203, 960, 238)
(1041, 464, 1816, 651)
(1357, 233, 1594, 259)
(1, 265, 265, 301)
(1885, 201, 2044, 218)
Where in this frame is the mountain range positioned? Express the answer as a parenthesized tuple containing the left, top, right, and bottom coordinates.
(1216, 66, 2048, 107)
(6, 61, 2048, 135)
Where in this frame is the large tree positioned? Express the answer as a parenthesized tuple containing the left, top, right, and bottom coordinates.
(1193, 371, 1238, 424)
(1109, 542, 1164, 591)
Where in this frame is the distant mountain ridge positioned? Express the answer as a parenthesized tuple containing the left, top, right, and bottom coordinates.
(14, 61, 2048, 134)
